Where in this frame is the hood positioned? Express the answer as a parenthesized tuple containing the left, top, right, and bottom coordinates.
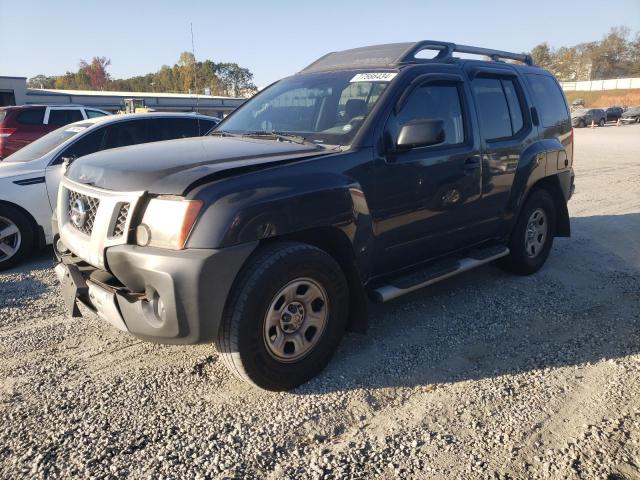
(0, 159, 46, 181)
(66, 136, 330, 194)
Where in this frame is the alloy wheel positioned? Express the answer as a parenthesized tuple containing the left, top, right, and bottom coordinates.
(0, 216, 21, 263)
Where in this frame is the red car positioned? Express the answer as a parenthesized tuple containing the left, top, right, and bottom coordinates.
(0, 105, 110, 159)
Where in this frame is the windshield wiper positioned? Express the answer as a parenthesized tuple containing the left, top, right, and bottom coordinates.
(241, 131, 318, 147)
(209, 130, 239, 137)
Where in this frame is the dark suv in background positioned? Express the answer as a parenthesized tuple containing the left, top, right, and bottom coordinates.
(604, 106, 624, 123)
(571, 107, 606, 127)
(55, 40, 574, 391)
(0, 105, 110, 159)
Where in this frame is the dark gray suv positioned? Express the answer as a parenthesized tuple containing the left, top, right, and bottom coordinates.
(54, 40, 575, 390)
(571, 108, 606, 127)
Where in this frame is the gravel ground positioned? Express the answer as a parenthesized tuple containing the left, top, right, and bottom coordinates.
(1, 124, 639, 480)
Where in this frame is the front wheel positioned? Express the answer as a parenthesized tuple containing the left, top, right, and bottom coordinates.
(498, 189, 556, 275)
(0, 205, 34, 271)
(216, 242, 349, 391)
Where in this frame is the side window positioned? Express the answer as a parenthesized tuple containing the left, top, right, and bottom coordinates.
(86, 109, 108, 118)
(55, 128, 107, 163)
(103, 121, 150, 149)
(150, 118, 199, 142)
(16, 109, 45, 125)
(525, 74, 569, 127)
(502, 79, 524, 134)
(396, 82, 465, 146)
(48, 109, 84, 126)
(471, 78, 512, 140)
(198, 119, 218, 135)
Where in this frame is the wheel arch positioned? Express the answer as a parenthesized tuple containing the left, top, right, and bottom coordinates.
(260, 226, 369, 334)
(521, 175, 570, 237)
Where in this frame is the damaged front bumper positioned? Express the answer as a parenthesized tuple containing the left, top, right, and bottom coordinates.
(55, 242, 257, 344)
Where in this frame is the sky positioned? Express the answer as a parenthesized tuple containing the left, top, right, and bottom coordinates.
(1, 0, 639, 89)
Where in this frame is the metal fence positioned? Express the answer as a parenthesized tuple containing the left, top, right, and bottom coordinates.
(560, 78, 640, 92)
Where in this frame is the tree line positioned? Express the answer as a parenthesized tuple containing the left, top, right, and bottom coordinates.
(531, 26, 640, 81)
(27, 52, 258, 98)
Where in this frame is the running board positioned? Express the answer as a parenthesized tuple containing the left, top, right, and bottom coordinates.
(371, 245, 509, 303)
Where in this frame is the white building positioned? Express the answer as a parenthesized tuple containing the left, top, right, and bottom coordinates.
(0, 76, 245, 118)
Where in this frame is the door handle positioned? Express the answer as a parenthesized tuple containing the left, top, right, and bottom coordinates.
(463, 156, 481, 175)
(464, 156, 481, 169)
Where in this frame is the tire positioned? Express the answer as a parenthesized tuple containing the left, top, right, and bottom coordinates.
(578, 119, 586, 128)
(598, 118, 605, 127)
(0, 205, 35, 271)
(498, 189, 556, 275)
(216, 241, 349, 391)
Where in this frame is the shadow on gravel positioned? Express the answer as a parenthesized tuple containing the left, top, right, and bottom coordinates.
(297, 213, 640, 395)
(0, 247, 55, 310)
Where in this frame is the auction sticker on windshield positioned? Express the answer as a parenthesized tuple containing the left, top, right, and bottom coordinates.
(65, 126, 87, 133)
(350, 72, 397, 82)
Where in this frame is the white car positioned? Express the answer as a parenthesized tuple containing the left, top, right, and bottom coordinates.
(0, 112, 219, 270)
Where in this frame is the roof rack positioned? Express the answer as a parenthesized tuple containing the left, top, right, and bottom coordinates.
(398, 41, 534, 66)
(300, 40, 534, 73)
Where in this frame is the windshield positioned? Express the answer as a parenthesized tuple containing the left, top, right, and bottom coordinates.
(5, 122, 92, 163)
(215, 71, 395, 146)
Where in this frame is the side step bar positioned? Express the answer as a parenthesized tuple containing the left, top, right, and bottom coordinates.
(371, 245, 509, 303)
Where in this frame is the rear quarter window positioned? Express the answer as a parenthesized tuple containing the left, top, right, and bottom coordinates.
(16, 109, 46, 125)
(526, 74, 569, 128)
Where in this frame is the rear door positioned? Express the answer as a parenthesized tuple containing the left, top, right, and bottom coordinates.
(7, 108, 47, 154)
(466, 67, 534, 229)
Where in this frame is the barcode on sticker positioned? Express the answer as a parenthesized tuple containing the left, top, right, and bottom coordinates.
(350, 72, 398, 82)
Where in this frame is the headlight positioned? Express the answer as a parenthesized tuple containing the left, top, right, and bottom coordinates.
(136, 197, 203, 250)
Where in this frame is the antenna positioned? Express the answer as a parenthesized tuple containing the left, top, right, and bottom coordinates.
(190, 22, 201, 133)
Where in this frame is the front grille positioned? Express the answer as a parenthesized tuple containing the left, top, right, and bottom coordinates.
(68, 190, 100, 236)
(112, 203, 130, 237)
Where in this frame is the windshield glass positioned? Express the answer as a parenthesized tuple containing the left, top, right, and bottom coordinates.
(216, 71, 395, 146)
(5, 123, 92, 163)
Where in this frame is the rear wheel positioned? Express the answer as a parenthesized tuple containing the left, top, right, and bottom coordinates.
(498, 189, 556, 275)
(216, 242, 349, 391)
(0, 206, 34, 271)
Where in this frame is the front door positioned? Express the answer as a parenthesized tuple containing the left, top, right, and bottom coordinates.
(370, 75, 485, 274)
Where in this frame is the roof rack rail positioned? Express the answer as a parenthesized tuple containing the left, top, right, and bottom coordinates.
(399, 40, 534, 66)
(300, 40, 535, 74)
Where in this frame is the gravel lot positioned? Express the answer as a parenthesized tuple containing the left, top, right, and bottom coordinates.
(1, 124, 639, 480)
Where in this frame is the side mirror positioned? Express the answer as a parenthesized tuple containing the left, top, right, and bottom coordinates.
(61, 155, 77, 169)
(396, 119, 445, 150)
